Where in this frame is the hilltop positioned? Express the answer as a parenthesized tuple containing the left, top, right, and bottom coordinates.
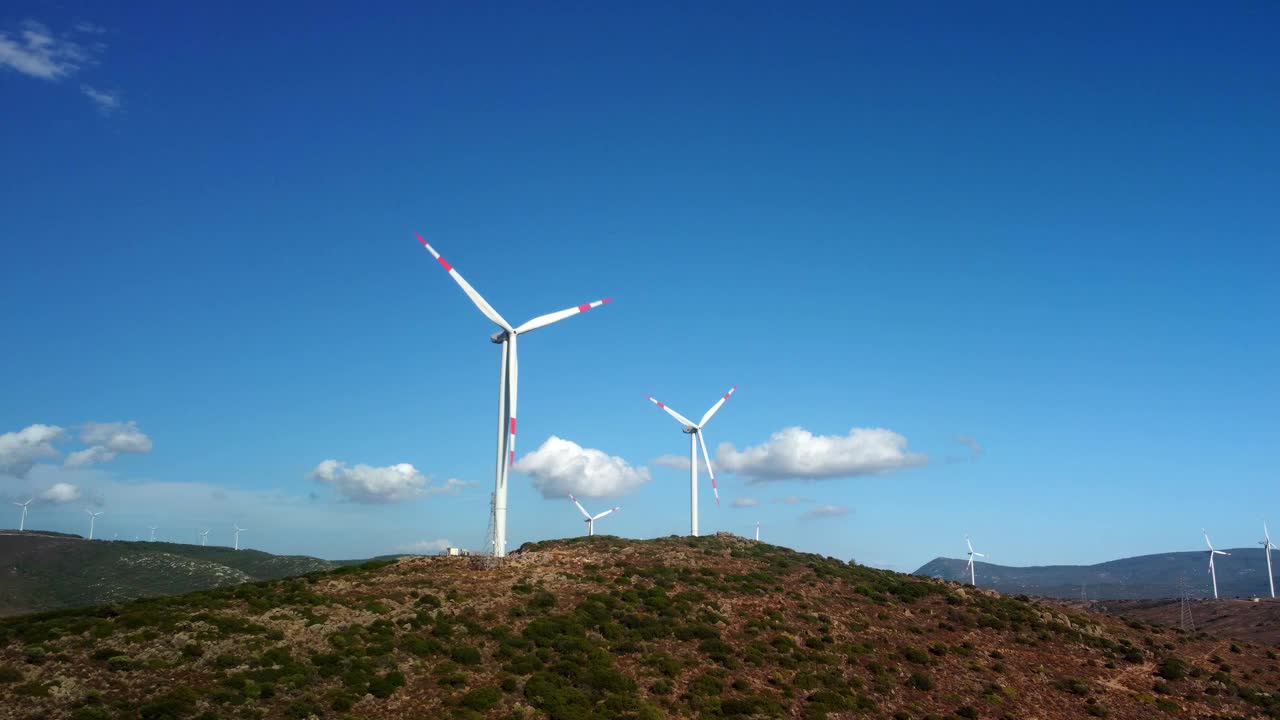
(0, 530, 342, 616)
(915, 549, 1275, 600)
(3, 535, 1279, 720)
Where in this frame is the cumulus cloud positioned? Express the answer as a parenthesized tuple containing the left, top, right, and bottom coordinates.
(731, 497, 759, 508)
(400, 539, 453, 554)
(309, 460, 436, 504)
(515, 436, 650, 498)
(716, 426, 926, 482)
(0, 424, 65, 478)
(65, 421, 153, 467)
(652, 454, 712, 473)
(802, 505, 851, 520)
(40, 482, 81, 503)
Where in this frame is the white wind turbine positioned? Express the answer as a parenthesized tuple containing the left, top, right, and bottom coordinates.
(13, 499, 32, 531)
(1203, 529, 1230, 599)
(755, 520, 760, 542)
(85, 510, 103, 540)
(644, 385, 738, 536)
(415, 233, 611, 557)
(1261, 522, 1277, 599)
(200, 529, 210, 547)
(965, 536, 984, 587)
(568, 494, 621, 536)
(233, 524, 245, 551)
(148, 526, 158, 542)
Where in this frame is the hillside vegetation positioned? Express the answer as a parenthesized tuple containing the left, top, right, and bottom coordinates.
(2, 534, 1279, 720)
(0, 532, 339, 616)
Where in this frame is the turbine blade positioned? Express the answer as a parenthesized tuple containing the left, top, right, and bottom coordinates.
(697, 385, 738, 428)
(973, 552, 985, 557)
(697, 432, 720, 506)
(569, 494, 591, 519)
(514, 298, 612, 335)
(415, 233, 513, 332)
(644, 395, 696, 427)
(593, 507, 621, 520)
(966, 537, 974, 553)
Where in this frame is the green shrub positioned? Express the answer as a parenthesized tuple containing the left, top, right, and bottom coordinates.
(900, 646, 930, 665)
(955, 706, 979, 719)
(0, 665, 22, 683)
(460, 686, 502, 711)
(1054, 677, 1090, 696)
(906, 671, 934, 691)
(451, 645, 483, 665)
(1156, 657, 1188, 681)
(69, 708, 112, 720)
(368, 670, 406, 699)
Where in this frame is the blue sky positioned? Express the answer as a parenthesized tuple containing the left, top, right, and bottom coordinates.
(1, 2, 1277, 570)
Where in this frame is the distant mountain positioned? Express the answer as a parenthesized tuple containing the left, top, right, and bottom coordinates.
(914, 548, 1275, 600)
(0, 530, 343, 615)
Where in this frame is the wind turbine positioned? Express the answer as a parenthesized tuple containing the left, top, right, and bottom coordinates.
(965, 536, 984, 587)
(1261, 522, 1276, 599)
(13, 499, 32, 531)
(148, 526, 158, 542)
(568, 494, 621, 536)
(233, 524, 245, 551)
(644, 385, 738, 536)
(200, 529, 210, 547)
(755, 521, 760, 542)
(414, 232, 611, 557)
(1203, 529, 1230, 599)
(85, 510, 103, 540)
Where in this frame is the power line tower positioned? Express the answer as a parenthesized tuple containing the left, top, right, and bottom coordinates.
(1178, 573, 1196, 632)
(485, 491, 497, 556)
(1080, 582, 1088, 602)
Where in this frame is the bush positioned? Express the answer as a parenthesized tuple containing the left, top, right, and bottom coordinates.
(955, 706, 979, 719)
(1156, 657, 1188, 681)
(0, 665, 21, 683)
(900, 646, 930, 665)
(460, 686, 502, 711)
(1054, 677, 1090, 696)
(906, 672, 934, 691)
(451, 645, 483, 665)
(368, 670, 406, 699)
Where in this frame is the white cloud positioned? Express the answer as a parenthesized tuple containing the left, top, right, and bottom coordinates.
(0, 424, 65, 478)
(400, 539, 453, 555)
(40, 482, 81, 503)
(653, 454, 710, 473)
(65, 421, 153, 467)
(0, 20, 90, 80)
(731, 497, 759, 508)
(716, 426, 927, 482)
(515, 436, 650, 498)
(81, 85, 119, 112)
(802, 505, 851, 520)
(309, 460, 434, 504)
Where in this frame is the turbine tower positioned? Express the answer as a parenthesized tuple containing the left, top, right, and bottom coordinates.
(415, 233, 611, 558)
(755, 521, 760, 542)
(85, 510, 103, 540)
(233, 524, 245, 551)
(148, 526, 158, 542)
(644, 385, 738, 536)
(13, 499, 32, 531)
(965, 536, 984, 587)
(1261, 522, 1277, 599)
(568, 494, 621, 536)
(1203, 528, 1229, 599)
(200, 529, 210, 547)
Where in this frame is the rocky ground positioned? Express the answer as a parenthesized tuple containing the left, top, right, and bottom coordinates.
(1, 533, 1278, 719)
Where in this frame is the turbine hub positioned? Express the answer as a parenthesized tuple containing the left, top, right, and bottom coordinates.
(489, 329, 510, 344)
(682, 427, 697, 434)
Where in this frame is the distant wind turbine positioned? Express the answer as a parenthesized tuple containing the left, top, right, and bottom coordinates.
(13, 499, 32, 531)
(233, 524, 245, 551)
(1261, 523, 1277, 599)
(568, 494, 620, 536)
(644, 385, 738, 536)
(755, 521, 760, 542)
(200, 529, 210, 547)
(85, 510, 103, 540)
(415, 233, 612, 557)
(1203, 529, 1230, 599)
(148, 526, 158, 542)
(965, 536, 985, 587)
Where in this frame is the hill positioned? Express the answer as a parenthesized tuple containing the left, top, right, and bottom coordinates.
(3, 534, 1279, 720)
(914, 549, 1275, 600)
(1096, 597, 1280, 646)
(0, 530, 340, 616)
